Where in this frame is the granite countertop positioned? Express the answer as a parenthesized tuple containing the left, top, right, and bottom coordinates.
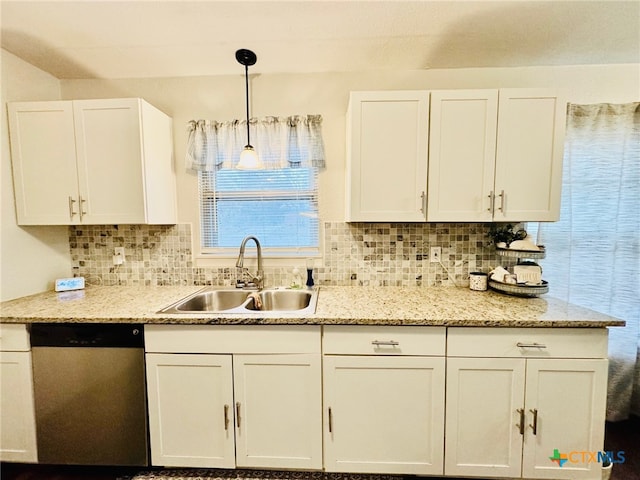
(0, 285, 625, 328)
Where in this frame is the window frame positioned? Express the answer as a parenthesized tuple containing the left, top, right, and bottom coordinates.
(197, 167, 321, 260)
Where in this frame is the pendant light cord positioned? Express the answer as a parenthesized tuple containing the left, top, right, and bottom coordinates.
(244, 64, 251, 147)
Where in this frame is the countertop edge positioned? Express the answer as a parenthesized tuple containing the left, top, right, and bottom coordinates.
(0, 316, 626, 328)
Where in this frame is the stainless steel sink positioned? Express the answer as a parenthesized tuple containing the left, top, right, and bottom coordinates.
(171, 289, 250, 312)
(245, 289, 314, 312)
(158, 287, 318, 315)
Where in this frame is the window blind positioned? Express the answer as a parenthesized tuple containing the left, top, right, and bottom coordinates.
(199, 167, 319, 253)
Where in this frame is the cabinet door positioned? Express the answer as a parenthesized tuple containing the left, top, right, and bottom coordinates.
(346, 91, 429, 222)
(233, 353, 322, 470)
(427, 90, 498, 221)
(145, 353, 235, 468)
(74, 99, 147, 224)
(7, 101, 80, 225)
(522, 359, 608, 480)
(445, 357, 525, 478)
(324, 355, 445, 475)
(494, 89, 567, 221)
(0, 351, 38, 462)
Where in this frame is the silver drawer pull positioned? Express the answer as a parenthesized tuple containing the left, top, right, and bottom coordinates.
(68, 196, 77, 219)
(372, 340, 400, 347)
(516, 408, 525, 435)
(498, 190, 505, 212)
(529, 408, 538, 435)
(516, 342, 547, 349)
(79, 195, 87, 220)
(224, 404, 230, 431)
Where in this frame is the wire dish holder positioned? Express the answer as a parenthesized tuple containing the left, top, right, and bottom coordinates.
(491, 247, 549, 297)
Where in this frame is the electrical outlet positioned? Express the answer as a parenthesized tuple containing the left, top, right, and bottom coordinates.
(113, 247, 126, 265)
(430, 246, 441, 263)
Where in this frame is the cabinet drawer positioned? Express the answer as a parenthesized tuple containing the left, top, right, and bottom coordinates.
(323, 326, 445, 356)
(0, 324, 30, 352)
(447, 328, 608, 359)
(144, 325, 321, 354)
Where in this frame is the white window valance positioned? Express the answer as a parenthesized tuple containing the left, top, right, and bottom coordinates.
(186, 115, 326, 171)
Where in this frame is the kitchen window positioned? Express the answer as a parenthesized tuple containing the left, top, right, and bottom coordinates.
(532, 102, 639, 420)
(187, 116, 325, 257)
(199, 167, 319, 254)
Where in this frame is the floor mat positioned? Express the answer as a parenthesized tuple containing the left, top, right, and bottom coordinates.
(132, 471, 403, 480)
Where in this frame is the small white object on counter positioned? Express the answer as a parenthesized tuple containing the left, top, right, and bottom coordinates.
(290, 267, 303, 289)
(508, 239, 540, 251)
(489, 266, 511, 283)
(513, 265, 543, 285)
(54, 277, 85, 292)
(469, 272, 488, 291)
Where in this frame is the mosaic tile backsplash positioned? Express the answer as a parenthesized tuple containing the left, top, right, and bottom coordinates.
(69, 222, 514, 287)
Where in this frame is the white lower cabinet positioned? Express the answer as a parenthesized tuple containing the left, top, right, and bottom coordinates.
(145, 353, 235, 468)
(323, 355, 445, 475)
(445, 328, 609, 480)
(0, 325, 38, 463)
(144, 326, 322, 470)
(144, 325, 609, 479)
(233, 353, 322, 469)
(322, 326, 446, 475)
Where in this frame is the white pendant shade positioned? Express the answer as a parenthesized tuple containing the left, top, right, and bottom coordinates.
(236, 145, 264, 170)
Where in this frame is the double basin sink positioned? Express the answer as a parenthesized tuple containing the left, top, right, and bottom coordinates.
(159, 286, 318, 315)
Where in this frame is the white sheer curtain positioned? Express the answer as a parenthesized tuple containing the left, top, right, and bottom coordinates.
(537, 103, 640, 421)
(185, 115, 325, 171)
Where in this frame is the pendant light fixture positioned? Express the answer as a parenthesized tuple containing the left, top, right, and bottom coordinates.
(235, 48, 263, 170)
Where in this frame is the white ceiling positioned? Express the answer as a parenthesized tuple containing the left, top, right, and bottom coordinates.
(1, 0, 639, 80)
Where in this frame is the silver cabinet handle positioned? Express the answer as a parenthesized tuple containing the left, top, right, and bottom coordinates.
(224, 404, 230, 431)
(235, 402, 241, 428)
(487, 190, 495, 215)
(516, 342, 547, 349)
(517, 408, 525, 435)
(371, 340, 399, 347)
(79, 195, 87, 220)
(498, 190, 505, 213)
(529, 408, 538, 435)
(420, 191, 427, 216)
(68, 196, 77, 219)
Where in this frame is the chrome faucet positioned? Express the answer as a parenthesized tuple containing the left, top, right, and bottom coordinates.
(235, 235, 264, 289)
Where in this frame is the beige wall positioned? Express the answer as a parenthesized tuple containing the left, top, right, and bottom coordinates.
(1, 49, 72, 301)
(60, 65, 640, 238)
(3, 56, 637, 296)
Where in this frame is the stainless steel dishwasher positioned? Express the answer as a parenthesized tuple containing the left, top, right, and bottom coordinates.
(30, 323, 148, 466)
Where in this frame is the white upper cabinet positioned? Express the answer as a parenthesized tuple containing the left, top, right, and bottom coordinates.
(427, 90, 499, 222)
(346, 91, 430, 222)
(427, 89, 567, 222)
(7, 102, 80, 225)
(494, 89, 567, 222)
(8, 98, 177, 225)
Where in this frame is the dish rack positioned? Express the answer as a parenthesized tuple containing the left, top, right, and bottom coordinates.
(490, 247, 549, 297)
